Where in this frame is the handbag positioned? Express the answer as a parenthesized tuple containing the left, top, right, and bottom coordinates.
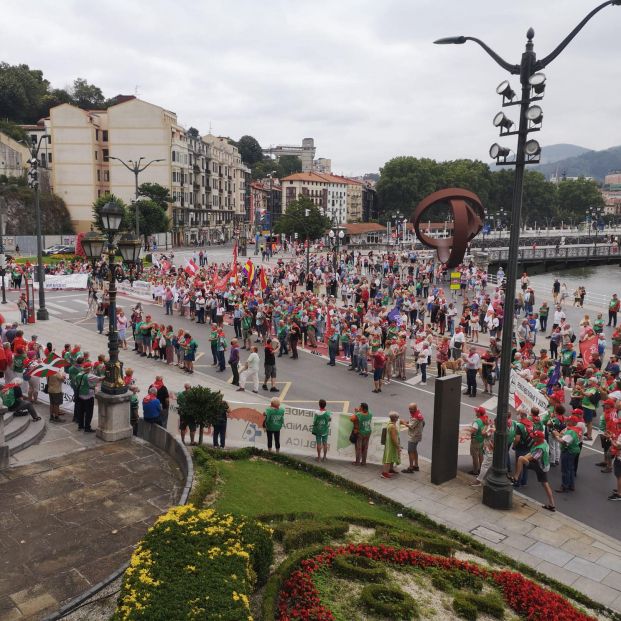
(349, 430, 358, 444)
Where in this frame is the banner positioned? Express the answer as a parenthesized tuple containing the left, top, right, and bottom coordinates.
(450, 272, 461, 290)
(509, 369, 548, 413)
(32, 273, 89, 290)
(117, 279, 153, 300)
(579, 334, 599, 365)
(217, 403, 390, 465)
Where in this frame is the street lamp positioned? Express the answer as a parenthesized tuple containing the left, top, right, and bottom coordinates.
(435, 0, 620, 510)
(108, 156, 165, 237)
(82, 202, 141, 395)
(26, 135, 50, 320)
(266, 171, 278, 253)
(328, 227, 345, 272)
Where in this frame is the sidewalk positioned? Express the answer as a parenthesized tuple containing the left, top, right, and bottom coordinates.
(316, 456, 621, 612)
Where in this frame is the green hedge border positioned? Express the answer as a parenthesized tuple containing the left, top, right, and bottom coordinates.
(359, 583, 419, 619)
(332, 554, 388, 582)
(194, 446, 620, 620)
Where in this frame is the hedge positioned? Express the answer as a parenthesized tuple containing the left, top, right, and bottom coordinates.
(359, 583, 419, 619)
(197, 447, 619, 618)
(332, 553, 387, 582)
(276, 519, 349, 551)
(113, 506, 272, 621)
(188, 449, 218, 505)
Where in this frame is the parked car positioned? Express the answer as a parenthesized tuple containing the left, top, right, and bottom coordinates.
(55, 245, 75, 254)
(42, 245, 65, 256)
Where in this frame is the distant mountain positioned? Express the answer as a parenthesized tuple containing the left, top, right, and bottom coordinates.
(538, 143, 592, 165)
(535, 145, 621, 181)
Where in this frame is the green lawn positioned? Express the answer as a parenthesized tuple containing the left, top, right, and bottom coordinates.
(213, 459, 403, 525)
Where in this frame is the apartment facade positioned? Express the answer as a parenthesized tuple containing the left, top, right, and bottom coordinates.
(281, 172, 348, 224)
(0, 131, 30, 179)
(20, 98, 249, 243)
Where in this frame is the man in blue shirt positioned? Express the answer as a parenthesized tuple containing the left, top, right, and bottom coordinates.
(142, 387, 163, 426)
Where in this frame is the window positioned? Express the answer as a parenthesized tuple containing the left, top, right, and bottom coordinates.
(97, 169, 101, 182)
(95, 129, 100, 140)
(40, 154, 46, 167)
(103, 149, 109, 162)
(95, 151, 98, 160)
(30, 134, 37, 144)
(104, 170, 109, 182)
(47, 135, 52, 144)
(48, 153, 53, 163)
(102, 130, 108, 142)
(172, 151, 176, 162)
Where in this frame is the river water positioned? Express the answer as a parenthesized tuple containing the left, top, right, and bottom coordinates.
(519, 264, 621, 307)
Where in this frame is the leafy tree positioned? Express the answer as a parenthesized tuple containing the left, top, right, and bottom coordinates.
(274, 196, 331, 240)
(138, 182, 172, 209)
(70, 78, 105, 109)
(251, 159, 278, 180)
(177, 386, 229, 445)
(522, 171, 559, 227)
(127, 199, 170, 244)
(557, 177, 605, 222)
(0, 62, 51, 122)
(187, 127, 200, 138)
(92, 193, 130, 233)
(277, 155, 303, 177)
(237, 135, 264, 167)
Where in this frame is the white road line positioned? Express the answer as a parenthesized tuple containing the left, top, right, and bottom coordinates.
(480, 396, 498, 410)
(46, 301, 78, 313)
(73, 299, 89, 306)
(45, 307, 61, 315)
(405, 375, 421, 386)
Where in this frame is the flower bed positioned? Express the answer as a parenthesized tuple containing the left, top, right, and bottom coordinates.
(113, 505, 272, 621)
(276, 543, 597, 621)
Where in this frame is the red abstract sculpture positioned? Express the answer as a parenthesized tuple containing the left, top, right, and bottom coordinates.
(412, 188, 485, 267)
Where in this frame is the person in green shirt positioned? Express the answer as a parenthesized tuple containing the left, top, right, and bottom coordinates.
(264, 397, 285, 452)
(593, 312, 605, 335)
(209, 325, 219, 366)
(381, 412, 402, 478)
(350, 402, 373, 466)
(312, 399, 332, 461)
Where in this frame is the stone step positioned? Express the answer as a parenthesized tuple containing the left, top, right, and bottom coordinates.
(2, 411, 14, 426)
(4, 414, 30, 441)
(7, 417, 46, 455)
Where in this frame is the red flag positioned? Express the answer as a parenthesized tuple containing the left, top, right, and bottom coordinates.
(579, 334, 599, 365)
(184, 258, 198, 276)
(214, 271, 231, 292)
(258, 267, 268, 291)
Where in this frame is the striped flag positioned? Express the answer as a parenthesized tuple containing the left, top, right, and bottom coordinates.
(258, 267, 268, 291)
(184, 258, 199, 276)
(547, 361, 561, 395)
(242, 259, 255, 285)
(29, 353, 69, 378)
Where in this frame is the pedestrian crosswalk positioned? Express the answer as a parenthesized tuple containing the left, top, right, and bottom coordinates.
(38, 294, 94, 317)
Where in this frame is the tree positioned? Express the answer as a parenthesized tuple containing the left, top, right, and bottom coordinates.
(127, 199, 170, 244)
(274, 196, 331, 240)
(138, 182, 172, 209)
(0, 62, 50, 122)
(251, 159, 278, 180)
(557, 177, 605, 223)
(237, 135, 264, 167)
(92, 193, 130, 233)
(177, 386, 228, 445)
(0, 119, 27, 143)
(277, 155, 302, 177)
(522, 171, 559, 227)
(187, 127, 200, 138)
(70, 78, 105, 109)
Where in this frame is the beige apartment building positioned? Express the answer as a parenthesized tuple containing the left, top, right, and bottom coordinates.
(20, 97, 249, 243)
(0, 131, 30, 179)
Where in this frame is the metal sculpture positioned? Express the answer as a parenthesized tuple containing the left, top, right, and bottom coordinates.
(412, 188, 485, 267)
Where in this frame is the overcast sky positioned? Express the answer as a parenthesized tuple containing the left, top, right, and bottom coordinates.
(2, 0, 620, 175)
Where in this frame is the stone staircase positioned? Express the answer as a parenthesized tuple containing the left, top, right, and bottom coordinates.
(2, 410, 47, 456)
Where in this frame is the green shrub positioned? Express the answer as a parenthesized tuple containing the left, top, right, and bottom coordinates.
(113, 506, 272, 621)
(461, 592, 504, 618)
(431, 573, 451, 592)
(388, 530, 456, 557)
(256, 511, 316, 523)
(261, 544, 326, 621)
(453, 594, 478, 620)
(444, 570, 483, 593)
(278, 520, 348, 551)
(188, 450, 218, 505)
(360, 584, 419, 620)
(332, 553, 387, 582)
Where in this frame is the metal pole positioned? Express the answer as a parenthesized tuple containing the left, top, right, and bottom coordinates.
(483, 35, 536, 511)
(102, 239, 124, 394)
(34, 177, 48, 320)
(134, 168, 140, 237)
(0, 205, 6, 304)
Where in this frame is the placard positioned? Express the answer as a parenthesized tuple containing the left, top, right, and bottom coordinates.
(450, 272, 461, 290)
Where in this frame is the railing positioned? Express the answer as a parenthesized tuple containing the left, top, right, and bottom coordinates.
(487, 244, 620, 263)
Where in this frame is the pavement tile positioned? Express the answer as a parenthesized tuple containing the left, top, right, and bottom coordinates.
(0, 595, 22, 621)
(437, 493, 480, 511)
(563, 557, 611, 582)
(572, 576, 620, 606)
(602, 571, 621, 591)
(501, 533, 535, 552)
(494, 515, 536, 536)
(599, 552, 621, 573)
(525, 511, 562, 531)
(528, 526, 571, 547)
(560, 540, 605, 563)
(534, 560, 581, 587)
(526, 541, 574, 567)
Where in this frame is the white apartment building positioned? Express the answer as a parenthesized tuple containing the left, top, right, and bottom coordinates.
(20, 98, 249, 243)
(281, 171, 348, 224)
(0, 132, 30, 179)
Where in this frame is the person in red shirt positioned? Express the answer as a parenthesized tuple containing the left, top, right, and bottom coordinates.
(11, 330, 27, 354)
(372, 348, 386, 393)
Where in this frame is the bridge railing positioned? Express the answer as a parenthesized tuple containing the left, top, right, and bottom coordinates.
(487, 244, 620, 263)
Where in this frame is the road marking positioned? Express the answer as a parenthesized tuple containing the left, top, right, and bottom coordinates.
(195, 352, 205, 361)
(480, 396, 498, 410)
(279, 381, 292, 401)
(46, 301, 80, 313)
(73, 299, 89, 306)
(405, 375, 421, 386)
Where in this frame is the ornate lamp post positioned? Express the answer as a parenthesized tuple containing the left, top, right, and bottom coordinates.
(328, 227, 345, 272)
(82, 202, 141, 441)
(436, 0, 620, 510)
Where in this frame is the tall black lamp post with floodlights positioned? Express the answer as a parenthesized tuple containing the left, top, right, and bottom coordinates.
(435, 0, 620, 510)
